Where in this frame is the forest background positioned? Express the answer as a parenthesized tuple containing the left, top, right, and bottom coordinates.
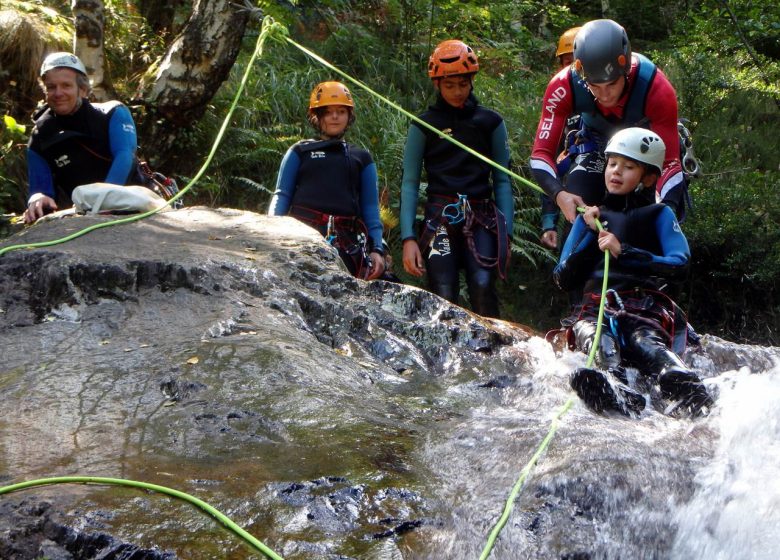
(1, 0, 778, 345)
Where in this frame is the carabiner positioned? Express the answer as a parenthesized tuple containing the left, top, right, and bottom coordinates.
(442, 194, 468, 225)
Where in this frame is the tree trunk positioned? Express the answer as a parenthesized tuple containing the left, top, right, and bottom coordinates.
(72, 0, 113, 101)
(141, 0, 249, 164)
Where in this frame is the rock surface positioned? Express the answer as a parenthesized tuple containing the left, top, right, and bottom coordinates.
(1, 208, 778, 559)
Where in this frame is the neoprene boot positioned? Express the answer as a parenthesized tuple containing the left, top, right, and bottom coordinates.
(570, 367, 646, 417)
(658, 367, 713, 417)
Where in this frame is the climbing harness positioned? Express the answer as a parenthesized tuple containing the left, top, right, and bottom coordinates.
(417, 194, 511, 280)
(290, 205, 373, 279)
(0, 476, 283, 560)
(138, 161, 183, 208)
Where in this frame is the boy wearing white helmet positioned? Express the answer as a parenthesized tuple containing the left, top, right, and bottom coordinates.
(553, 127, 712, 419)
(24, 52, 144, 223)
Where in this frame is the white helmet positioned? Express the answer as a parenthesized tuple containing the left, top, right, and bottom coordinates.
(605, 127, 666, 174)
(40, 52, 87, 77)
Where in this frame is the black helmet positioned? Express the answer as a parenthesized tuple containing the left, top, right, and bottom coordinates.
(573, 19, 631, 84)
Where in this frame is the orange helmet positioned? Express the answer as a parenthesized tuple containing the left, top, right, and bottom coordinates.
(427, 40, 479, 79)
(308, 81, 354, 113)
(556, 27, 581, 57)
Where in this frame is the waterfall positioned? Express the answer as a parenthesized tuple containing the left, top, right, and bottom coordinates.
(672, 364, 780, 559)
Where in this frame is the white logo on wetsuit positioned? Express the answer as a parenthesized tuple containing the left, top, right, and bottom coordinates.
(54, 154, 70, 168)
(310, 151, 326, 159)
(429, 224, 451, 258)
(122, 123, 135, 133)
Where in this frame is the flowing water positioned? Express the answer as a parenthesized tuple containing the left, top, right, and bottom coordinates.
(2, 211, 779, 559)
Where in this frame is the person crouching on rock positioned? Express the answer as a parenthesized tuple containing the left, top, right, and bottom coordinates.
(24, 52, 147, 224)
(553, 127, 713, 418)
(268, 81, 386, 280)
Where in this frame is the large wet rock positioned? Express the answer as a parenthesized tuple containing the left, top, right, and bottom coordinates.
(1, 208, 778, 559)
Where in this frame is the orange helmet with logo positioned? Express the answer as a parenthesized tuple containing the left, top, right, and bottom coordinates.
(308, 81, 354, 114)
(427, 40, 479, 79)
(556, 27, 581, 57)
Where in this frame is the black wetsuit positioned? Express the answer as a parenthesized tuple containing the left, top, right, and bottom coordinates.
(399, 93, 513, 318)
(555, 193, 711, 415)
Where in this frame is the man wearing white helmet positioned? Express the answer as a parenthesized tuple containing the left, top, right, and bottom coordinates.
(553, 127, 712, 419)
(24, 52, 144, 223)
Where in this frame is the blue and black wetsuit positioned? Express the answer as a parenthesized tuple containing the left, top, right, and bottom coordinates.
(400, 93, 513, 318)
(269, 138, 384, 278)
(554, 193, 710, 414)
(27, 99, 142, 206)
(554, 194, 690, 296)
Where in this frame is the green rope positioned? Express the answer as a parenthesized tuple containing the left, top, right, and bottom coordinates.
(0, 17, 286, 259)
(479, 212, 610, 560)
(0, 475, 284, 560)
(278, 34, 545, 197)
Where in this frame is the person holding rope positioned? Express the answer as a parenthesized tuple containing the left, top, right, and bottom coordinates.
(539, 26, 581, 251)
(553, 127, 712, 418)
(400, 40, 513, 318)
(24, 52, 148, 224)
(530, 19, 687, 227)
(269, 81, 386, 280)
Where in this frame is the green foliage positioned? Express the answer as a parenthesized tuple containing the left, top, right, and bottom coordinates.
(0, 116, 28, 213)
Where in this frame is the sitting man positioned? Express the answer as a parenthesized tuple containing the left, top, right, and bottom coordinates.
(553, 127, 712, 418)
(24, 52, 145, 223)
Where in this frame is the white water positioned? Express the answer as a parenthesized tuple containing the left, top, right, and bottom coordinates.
(672, 365, 780, 560)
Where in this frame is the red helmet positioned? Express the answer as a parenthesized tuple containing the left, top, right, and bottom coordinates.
(427, 40, 479, 79)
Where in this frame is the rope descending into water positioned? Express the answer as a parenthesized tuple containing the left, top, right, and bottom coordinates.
(479, 214, 610, 559)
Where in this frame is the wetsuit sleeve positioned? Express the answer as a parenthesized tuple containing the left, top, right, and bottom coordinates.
(491, 121, 514, 234)
(27, 148, 55, 200)
(105, 105, 138, 185)
(400, 125, 426, 240)
(268, 147, 301, 215)
(529, 68, 575, 200)
(645, 69, 684, 208)
(359, 161, 384, 252)
(619, 206, 690, 278)
(540, 194, 559, 231)
(553, 215, 601, 291)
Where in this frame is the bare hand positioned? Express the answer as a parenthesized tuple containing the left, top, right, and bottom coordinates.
(23, 194, 58, 224)
(402, 239, 426, 277)
(365, 252, 386, 280)
(597, 230, 622, 258)
(540, 229, 558, 250)
(582, 205, 601, 231)
(555, 191, 586, 223)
